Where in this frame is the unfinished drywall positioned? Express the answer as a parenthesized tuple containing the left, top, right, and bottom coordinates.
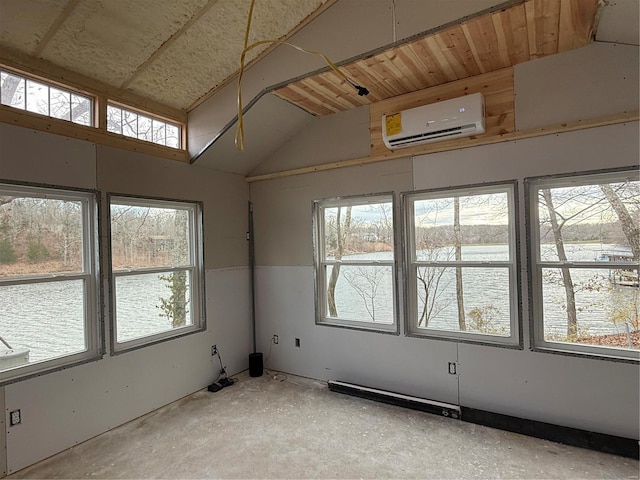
(515, 42, 639, 130)
(248, 42, 640, 439)
(249, 121, 639, 439)
(249, 104, 370, 176)
(0, 123, 251, 473)
(250, 159, 460, 404)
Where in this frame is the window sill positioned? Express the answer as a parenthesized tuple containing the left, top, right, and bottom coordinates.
(531, 344, 640, 364)
(405, 329, 522, 349)
(317, 318, 399, 335)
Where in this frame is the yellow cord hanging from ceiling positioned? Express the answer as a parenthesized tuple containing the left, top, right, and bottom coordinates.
(235, 0, 369, 151)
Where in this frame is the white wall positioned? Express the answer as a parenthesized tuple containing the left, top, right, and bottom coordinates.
(249, 42, 640, 439)
(0, 124, 251, 473)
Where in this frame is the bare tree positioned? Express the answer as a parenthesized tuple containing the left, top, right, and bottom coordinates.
(541, 189, 578, 337)
(453, 197, 466, 331)
(343, 266, 385, 321)
(327, 206, 352, 317)
(600, 184, 639, 260)
(1, 75, 22, 106)
(415, 221, 454, 327)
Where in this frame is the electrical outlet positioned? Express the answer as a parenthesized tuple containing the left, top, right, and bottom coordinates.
(448, 362, 457, 375)
(211, 345, 217, 356)
(10, 409, 21, 426)
(273, 334, 279, 344)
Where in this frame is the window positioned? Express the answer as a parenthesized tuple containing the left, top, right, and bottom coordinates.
(403, 182, 519, 345)
(313, 194, 397, 332)
(107, 104, 181, 149)
(1, 68, 93, 126)
(0, 183, 100, 384)
(527, 168, 639, 361)
(109, 196, 204, 352)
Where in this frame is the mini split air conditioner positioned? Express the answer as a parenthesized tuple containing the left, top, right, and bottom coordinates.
(382, 92, 485, 149)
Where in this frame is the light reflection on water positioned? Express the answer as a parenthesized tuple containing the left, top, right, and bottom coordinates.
(0, 243, 637, 365)
(0, 275, 177, 363)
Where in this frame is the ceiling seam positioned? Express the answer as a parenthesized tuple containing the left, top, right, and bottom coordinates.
(31, 0, 81, 57)
(119, 0, 222, 90)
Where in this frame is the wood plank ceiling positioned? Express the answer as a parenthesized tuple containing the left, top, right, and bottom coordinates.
(273, 0, 600, 116)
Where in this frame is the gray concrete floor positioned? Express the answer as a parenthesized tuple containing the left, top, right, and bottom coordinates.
(9, 372, 639, 479)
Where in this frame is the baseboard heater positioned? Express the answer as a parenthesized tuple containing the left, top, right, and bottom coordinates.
(327, 380, 460, 419)
(328, 380, 639, 459)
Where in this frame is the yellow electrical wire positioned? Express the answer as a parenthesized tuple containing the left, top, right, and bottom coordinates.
(235, 0, 367, 151)
(236, 0, 257, 152)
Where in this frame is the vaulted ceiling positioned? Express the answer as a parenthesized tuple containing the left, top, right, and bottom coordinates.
(0, 0, 331, 110)
(0, 0, 638, 176)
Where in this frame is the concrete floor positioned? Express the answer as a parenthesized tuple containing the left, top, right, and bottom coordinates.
(9, 372, 639, 479)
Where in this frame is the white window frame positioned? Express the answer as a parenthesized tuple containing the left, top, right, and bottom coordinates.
(109, 195, 205, 353)
(402, 182, 520, 346)
(0, 182, 101, 385)
(313, 193, 398, 333)
(526, 168, 640, 362)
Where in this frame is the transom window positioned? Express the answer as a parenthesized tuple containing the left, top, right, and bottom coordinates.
(0, 183, 100, 384)
(527, 168, 639, 361)
(313, 194, 397, 332)
(107, 104, 181, 149)
(403, 182, 519, 345)
(109, 196, 204, 352)
(1, 68, 93, 126)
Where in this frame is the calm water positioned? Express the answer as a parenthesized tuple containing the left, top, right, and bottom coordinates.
(0, 275, 181, 363)
(1, 243, 637, 364)
(331, 243, 638, 338)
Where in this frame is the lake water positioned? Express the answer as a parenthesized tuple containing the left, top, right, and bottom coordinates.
(1, 243, 637, 364)
(0, 275, 180, 363)
(331, 243, 638, 339)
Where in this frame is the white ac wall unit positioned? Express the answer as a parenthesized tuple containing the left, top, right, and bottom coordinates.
(382, 92, 485, 149)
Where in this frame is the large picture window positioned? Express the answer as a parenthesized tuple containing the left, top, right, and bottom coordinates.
(313, 194, 397, 332)
(403, 182, 519, 345)
(0, 183, 100, 384)
(109, 196, 204, 352)
(527, 168, 639, 361)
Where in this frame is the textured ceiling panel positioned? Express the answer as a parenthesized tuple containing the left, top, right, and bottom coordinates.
(274, 0, 600, 116)
(39, 0, 209, 86)
(127, 0, 326, 109)
(0, 0, 328, 111)
(0, 0, 68, 52)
